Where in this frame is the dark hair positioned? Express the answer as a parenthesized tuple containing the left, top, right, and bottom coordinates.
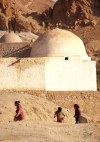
(74, 104, 79, 109)
(58, 107, 62, 112)
(15, 101, 20, 105)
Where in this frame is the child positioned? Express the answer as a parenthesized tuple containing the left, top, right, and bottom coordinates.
(14, 101, 24, 121)
(54, 107, 65, 123)
(74, 104, 81, 124)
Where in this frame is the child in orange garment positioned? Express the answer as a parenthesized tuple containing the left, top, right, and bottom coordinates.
(14, 101, 24, 121)
(54, 107, 65, 123)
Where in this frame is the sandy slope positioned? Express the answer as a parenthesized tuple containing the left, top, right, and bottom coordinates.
(0, 91, 100, 124)
(0, 91, 100, 141)
(0, 92, 74, 124)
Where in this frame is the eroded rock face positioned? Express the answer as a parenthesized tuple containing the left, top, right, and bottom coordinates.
(0, 0, 99, 32)
(42, 0, 100, 28)
(0, 0, 12, 16)
(0, 0, 12, 30)
(0, 0, 54, 32)
(53, 0, 93, 24)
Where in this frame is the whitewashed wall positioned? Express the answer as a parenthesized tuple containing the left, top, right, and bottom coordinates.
(45, 60, 97, 91)
(0, 58, 45, 90)
(0, 58, 97, 91)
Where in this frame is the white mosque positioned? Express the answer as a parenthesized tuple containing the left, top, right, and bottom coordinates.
(0, 29, 97, 91)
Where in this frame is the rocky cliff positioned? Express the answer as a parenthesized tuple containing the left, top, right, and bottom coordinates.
(0, 0, 54, 33)
(42, 0, 100, 28)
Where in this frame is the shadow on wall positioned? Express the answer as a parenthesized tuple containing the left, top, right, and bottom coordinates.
(80, 116, 88, 123)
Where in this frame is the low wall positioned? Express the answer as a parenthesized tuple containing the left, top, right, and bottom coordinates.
(0, 42, 30, 57)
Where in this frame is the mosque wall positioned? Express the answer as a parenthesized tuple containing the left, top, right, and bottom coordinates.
(19, 59, 45, 89)
(0, 58, 97, 91)
(0, 58, 45, 90)
(45, 60, 97, 91)
(0, 58, 18, 89)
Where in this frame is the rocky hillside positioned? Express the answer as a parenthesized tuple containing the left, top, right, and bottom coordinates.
(0, 0, 54, 34)
(0, 0, 54, 14)
(0, 0, 100, 33)
(42, 0, 100, 28)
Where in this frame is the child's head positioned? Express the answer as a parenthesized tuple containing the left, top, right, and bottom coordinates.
(58, 107, 62, 112)
(74, 104, 79, 109)
(15, 101, 20, 106)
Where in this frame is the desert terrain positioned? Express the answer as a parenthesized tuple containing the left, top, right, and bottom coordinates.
(0, 0, 100, 141)
(0, 91, 100, 141)
(0, 0, 100, 89)
(0, 122, 100, 142)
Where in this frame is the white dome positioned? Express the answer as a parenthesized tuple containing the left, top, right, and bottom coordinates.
(0, 33, 22, 43)
(31, 29, 88, 57)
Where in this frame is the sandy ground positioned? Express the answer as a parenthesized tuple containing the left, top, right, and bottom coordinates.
(0, 91, 100, 141)
(0, 122, 100, 142)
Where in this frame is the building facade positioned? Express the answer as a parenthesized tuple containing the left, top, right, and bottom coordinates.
(0, 29, 97, 90)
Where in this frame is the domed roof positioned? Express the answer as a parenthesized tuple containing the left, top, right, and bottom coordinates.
(0, 33, 22, 43)
(31, 29, 88, 57)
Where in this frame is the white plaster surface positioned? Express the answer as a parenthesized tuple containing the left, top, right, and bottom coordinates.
(19, 65, 45, 89)
(0, 65, 18, 88)
(45, 60, 97, 91)
(31, 29, 88, 57)
(0, 58, 97, 91)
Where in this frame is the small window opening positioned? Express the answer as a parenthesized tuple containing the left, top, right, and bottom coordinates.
(65, 57, 69, 60)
